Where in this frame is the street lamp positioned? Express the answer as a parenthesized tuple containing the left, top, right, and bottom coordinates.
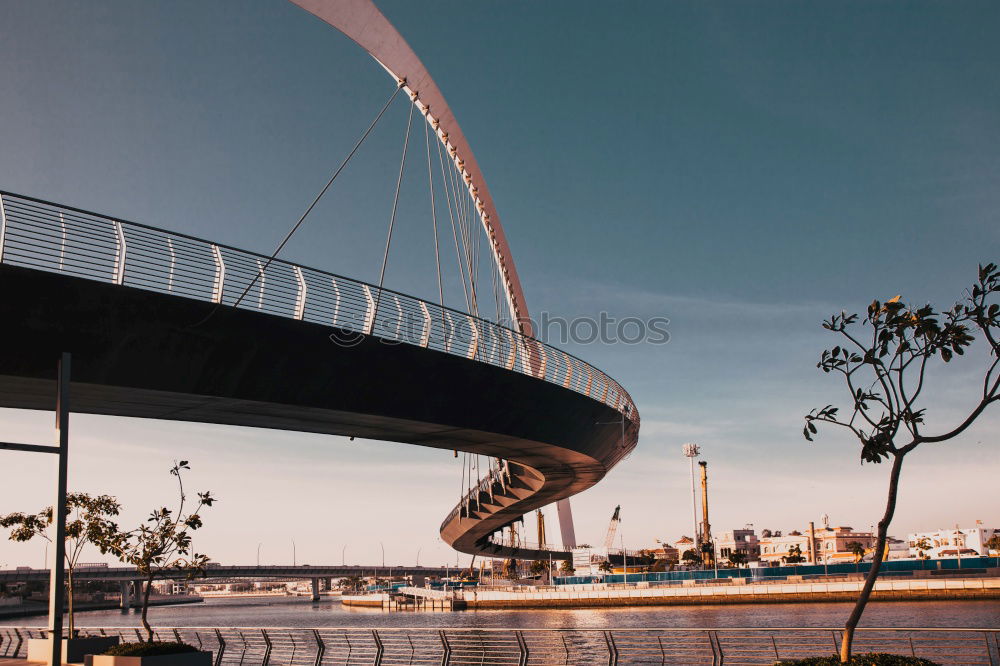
(342, 544, 347, 566)
(379, 542, 385, 567)
(416, 547, 422, 567)
(257, 543, 262, 567)
(292, 540, 296, 567)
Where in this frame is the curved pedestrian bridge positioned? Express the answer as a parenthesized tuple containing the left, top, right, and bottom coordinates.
(0, 191, 639, 560)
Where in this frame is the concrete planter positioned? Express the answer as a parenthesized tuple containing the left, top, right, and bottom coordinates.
(27, 636, 121, 664)
(85, 652, 212, 666)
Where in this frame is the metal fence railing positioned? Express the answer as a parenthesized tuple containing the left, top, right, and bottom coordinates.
(0, 191, 638, 430)
(1, 626, 997, 664)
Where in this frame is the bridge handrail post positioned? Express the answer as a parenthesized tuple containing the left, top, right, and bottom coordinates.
(466, 316, 478, 359)
(418, 301, 431, 347)
(113, 220, 127, 285)
(211, 245, 225, 304)
(293, 266, 307, 320)
(362, 285, 376, 335)
(0, 193, 7, 264)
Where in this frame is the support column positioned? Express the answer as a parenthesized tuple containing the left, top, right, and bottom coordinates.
(119, 581, 131, 611)
(132, 580, 143, 612)
(310, 578, 320, 602)
(556, 499, 577, 549)
(48, 353, 71, 666)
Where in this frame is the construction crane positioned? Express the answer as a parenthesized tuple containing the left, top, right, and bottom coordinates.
(603, 505, 621, 551)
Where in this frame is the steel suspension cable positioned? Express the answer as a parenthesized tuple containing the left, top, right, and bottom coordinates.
(442, 147, 472, 312)
(373, 101, 415, 325)
(423, 117, 446, 340)
(452, 160, 479, 315)
(231, 83, 404, 311)
(435, 138, 472, 313)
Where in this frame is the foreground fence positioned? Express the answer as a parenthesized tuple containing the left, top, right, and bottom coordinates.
(2, 626, 998, 664)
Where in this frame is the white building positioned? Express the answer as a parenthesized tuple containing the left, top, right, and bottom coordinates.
(906, 524, 998, 558)
(717, 528, 760, 563)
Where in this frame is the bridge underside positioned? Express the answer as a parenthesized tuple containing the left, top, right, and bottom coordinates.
(1, 264, 634, 560)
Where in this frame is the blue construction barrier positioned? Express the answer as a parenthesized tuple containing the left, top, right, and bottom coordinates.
(554, 556, 999, 586)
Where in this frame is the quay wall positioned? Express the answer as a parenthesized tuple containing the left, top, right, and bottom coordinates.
(340, 594, 388, 608)
(463, 577, 1000, 609)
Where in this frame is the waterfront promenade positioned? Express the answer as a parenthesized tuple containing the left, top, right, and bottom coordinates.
(342, 575, 1000, 610)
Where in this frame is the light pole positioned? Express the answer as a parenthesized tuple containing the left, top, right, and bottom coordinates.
(292, 540, 296, 567)
(416, 547, 422, 567)
(257, 543, 262, 567)
(683, 444, 701, 551)
(379, 542, 385, 567)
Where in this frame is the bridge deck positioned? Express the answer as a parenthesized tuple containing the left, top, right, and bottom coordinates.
(0, 192, 639, 561)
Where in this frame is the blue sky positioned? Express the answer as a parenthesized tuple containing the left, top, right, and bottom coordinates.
(1, 1, 998, 568)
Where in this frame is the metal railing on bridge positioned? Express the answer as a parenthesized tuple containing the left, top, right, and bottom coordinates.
(1, 626, 997, 664)
(0, 191, 637, 428)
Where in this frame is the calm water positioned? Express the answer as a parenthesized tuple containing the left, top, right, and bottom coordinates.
(3, 596, 997, 629)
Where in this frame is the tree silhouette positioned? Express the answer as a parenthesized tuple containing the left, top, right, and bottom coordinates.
(1, 494, 120, 636)
(804, 263, 1000, 662)
(100, 462, 215, 641)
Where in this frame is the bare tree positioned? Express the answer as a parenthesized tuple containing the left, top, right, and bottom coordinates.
(804, 263, 1000, 662)
(100, 462, 215, 641)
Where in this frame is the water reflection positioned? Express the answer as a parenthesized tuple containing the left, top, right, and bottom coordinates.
(3, 597, 997, 629)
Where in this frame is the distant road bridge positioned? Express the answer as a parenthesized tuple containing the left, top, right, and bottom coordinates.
(0, 565, 449, 584)
(0, 0, 639, 564)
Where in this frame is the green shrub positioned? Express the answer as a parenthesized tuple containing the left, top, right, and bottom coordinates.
(102, 642, 200, 657)
(776, 654, 938, 665)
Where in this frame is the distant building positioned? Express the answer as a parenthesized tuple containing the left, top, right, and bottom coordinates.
(673, 536, 695, 558)
(906, 525, 998, 558)
(717, 528, 760, 563)
(884, 537, 911, 560)
(651, 544, 679, 564)
(759, 531, 810, 563)
(759, 523, 876, 564)
(814, 525, 877, 564)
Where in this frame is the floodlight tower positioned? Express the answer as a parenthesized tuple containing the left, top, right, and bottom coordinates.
(682, 443, 701, 549)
